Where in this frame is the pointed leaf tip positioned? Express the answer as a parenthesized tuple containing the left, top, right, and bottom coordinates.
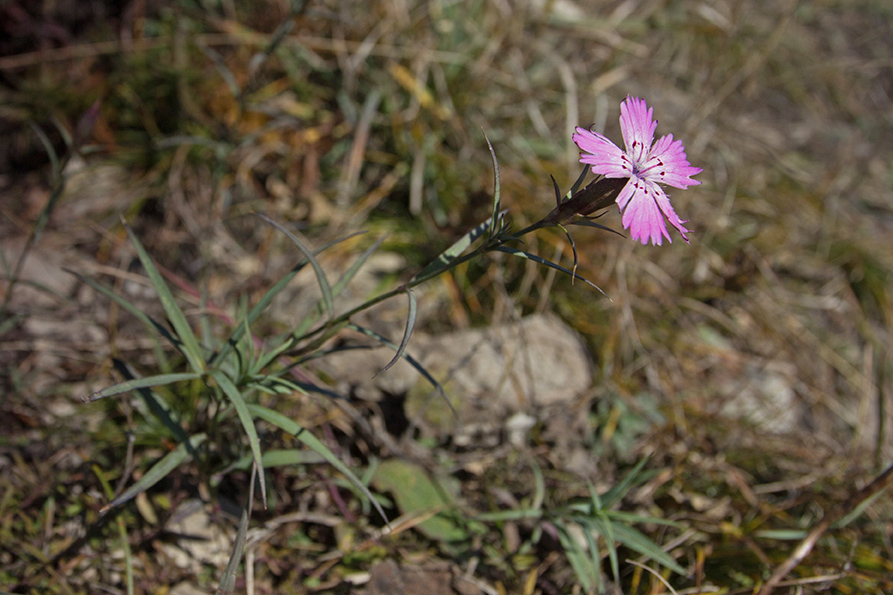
(375, 289, 418, 377)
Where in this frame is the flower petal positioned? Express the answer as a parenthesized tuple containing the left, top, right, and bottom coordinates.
(617, 179, 670, 245)
(650, 182, 690, 243)
(573, 127, 631, 178)
(646, 134, 703, 188)
(619, 96, 657, 165)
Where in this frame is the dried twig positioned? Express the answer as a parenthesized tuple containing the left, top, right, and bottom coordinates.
(757, 462, 893, 595)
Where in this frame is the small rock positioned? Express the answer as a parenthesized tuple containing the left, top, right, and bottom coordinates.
(358, 560, 454, 595)
(160, 500, 233, 573)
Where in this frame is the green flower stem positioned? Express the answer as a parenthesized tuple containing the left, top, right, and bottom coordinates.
(510, 220, 552, 239)
(293, 243, 489, 349)
(274, 209, 565, 360)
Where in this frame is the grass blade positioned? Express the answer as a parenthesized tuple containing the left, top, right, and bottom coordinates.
(257, 213, 334, 320)
(475, 509, 544, 522)
(348, 322, 454, 417)
(217, 506, 249, 595)
(102, 433, 207, 513)
(213, 230, 366, 366)
(590, 515, 620, 582)
(289, 234, 387, 341)
(567, 165, 590, 197)
(494, 246, 607, 297)
(217, 466, 254, 595)
(484, 131, 501, 240)
(93, 465, 135, 595)
(410, 217, 490, 284)
(246, 404, 389, 524)
(232, 449, 325, 470)
(30, 122, 61, 183)
(610, 522, 687, 575)
(209, 369, 267, 508)
(111, 359, 190, 445)
(606, 510, 681, 528)
(555, 521, 597, 594)
(65, 269, 181, 350)
(580, 519, 606, 592)
(569, 218, 623, 236)
(600, 456, 650, 510)
(86, 372, 202, 402)
(124, 223, 206, 374)
(375, 289, 417, 377)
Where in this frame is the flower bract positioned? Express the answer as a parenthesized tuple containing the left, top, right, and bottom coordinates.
(573, 96, 702, 245)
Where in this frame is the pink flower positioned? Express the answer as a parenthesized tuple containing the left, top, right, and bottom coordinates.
(573, 96, 702, 245)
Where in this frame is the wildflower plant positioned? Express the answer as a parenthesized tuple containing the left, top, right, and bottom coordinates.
(78, 97, 701, 592)
(574, 96, 702, 245)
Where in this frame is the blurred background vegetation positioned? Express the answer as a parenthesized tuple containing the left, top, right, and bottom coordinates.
(1, 0, 892, 593)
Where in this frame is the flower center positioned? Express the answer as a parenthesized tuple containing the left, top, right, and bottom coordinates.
(631, 152, 665, 182)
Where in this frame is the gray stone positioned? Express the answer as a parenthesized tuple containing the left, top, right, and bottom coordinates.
(317, 312, 594, 439)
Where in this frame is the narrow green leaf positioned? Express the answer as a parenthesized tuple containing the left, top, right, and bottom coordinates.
(102, 433, 207, 513)
(587, 482, 604, 513)
(349, 323, 454, 417)
(753, 529, 807, 540)
(245, 375, 312, 397)
(375, 289, 417, 377)
(247, 234, 386, 375)
(550, 175, 562, 210)
(217, 468, 254, 595)
(246, 333, 293, 377)
(290, 234, 386, 341)
(51, 115, 74, 151)
(531, 459, 545, 511)
(86, 373, 202, 402)
(483, 131, 501, 240)
(475, 509, 543, 522)
(93, 465, 135, 595)
(236, 315, 256, 378)
(249, 17, 294, 75)
(258, 214, 334, 320)
(246, 404, 389, 524)
(555, 521, 596, 593)
(233, 449, 325, 470)
(410, 218, 490, 284)
(209, 370, 267, 508)
(591, 515, 619, 582)
(287, 319, 350, 361)
(835, 488, 887, 528)
(199, 42, 243, 100)
(199, 287, 214, 353)
(124, 223, 206, 374)
(581, 520, 606, 592)
(117, 514, 135, 595)
(568, 165, 590, 197)
(217, 506, 248, 595)
(494, 246, 607, 297)
(66, 269, 180, 349)
(30, 122, 61, 182)
(569, 218, 623, 236)
(111, 359, 190, 445)
(557, 223, 581, 282)
(609, 522, 687, 575)
(606, 510, 681, 528)
(600, 456, 650, 509)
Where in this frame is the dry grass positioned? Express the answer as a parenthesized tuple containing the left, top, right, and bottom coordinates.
(1, 0, 892, 593)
